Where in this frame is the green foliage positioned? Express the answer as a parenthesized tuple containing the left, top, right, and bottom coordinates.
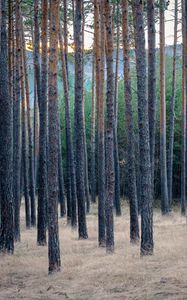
(59, 52, 183, 199)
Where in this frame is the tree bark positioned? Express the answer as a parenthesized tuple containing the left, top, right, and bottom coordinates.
(147, 0, 156, 193)
(74, 0, 88, 239)
(94, 0, 106, 246)
(113, 0, 121, 217)
(181, 0, 186, 215)
(37, 0, 48, 245)
(104, 0, 115, 253)
(122, 0, 139, 243)
(132, 0, 153, 255)
(14, 0, 22, 242)
(0, 0, 14, 254)
(48, 0, 61, 274)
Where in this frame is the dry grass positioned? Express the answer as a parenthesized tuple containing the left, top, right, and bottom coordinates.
(0, 204, 187, 300)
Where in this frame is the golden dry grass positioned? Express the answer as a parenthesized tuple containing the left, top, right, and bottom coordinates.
(0, 203, 187, 300)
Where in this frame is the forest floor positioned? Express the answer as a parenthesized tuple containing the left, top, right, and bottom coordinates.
(0, 203, 187, 300)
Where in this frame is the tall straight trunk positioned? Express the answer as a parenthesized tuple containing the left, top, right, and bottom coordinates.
(33, 78, 39, 182)
(21, 18, 36, 226)
(61, 6, 72, 224)
(90, 50, 96, 203)
(8, 0, 13, 102)
(95, 0, 106, 246)
(82, 2, 90, 214)
(48, 0, 61, 274)
(132, 1, 153, 255)
(14, 0, 22, 242)
(21, 47, 31, 230)
(74, 0, 88, 239)
(160, 0, 169, 215)
(33, 0, 40, 185)
(37, 0, 48, 246)
(167, 0, 178, 210)
(59, 26, 77, 227)
(181, 0, 186, 215)
(58, 106, 66, 218)
(147, 0, 156, 192)
(104, 0, 115, 253)
(63, 0, 68, 77)
(113, 0, 121, 217)
(122, 0, 139, 243)
(0, 0, 14, 254)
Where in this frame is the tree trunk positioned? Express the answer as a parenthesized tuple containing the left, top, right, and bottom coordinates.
(74, 0, 88, 239)
(14, 0, 22, 242)
(104, 0, 115, 253)
(63, 0, 69, 77)
(113, 0, 121, 217)
(0, 0, 14, 254)
(181, 0, 186, 215)
(82, 2, 90, 214)
(48, 0, 61, 274)
(94, 0, 106, 246)
(58, 105, 66, 218)
(147, 0, 156, 193)
(132, 0, 153, 255)
(160, 0, 169, 215)
(37, 0, 48, 246)
(33, 0, 40, 186)
(122, 0, 139, 243)
(59, 25, 77, 227)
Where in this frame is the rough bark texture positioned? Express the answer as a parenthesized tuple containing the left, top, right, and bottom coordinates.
(63, 0, 69, 77)
(74, 0, 88, 239)
(82, 2, 90, 214)
(181, 0, 186, 216)
(14, 0, 22, 242)
(0, 0, 14, 254)
(37, 0, 48, 245)
(95, 0, 106, 246)
(113, 0, 121, 217)
(132, 0, 153, 255)
(33, 0, 40, 183)
(147, 0, 156, 192)
(122, 0, 139, 243)
(59, 26, 77, 227)
(58, 105, 66, 218)
(160, 0, 169, 215)
(104, 0, 115, 253)
(48, 0, 61, 274)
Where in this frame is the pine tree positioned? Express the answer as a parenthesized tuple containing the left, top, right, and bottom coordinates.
(147, 0, 156, 192)
(74, 0, 88, 239)
(122, 0, 139, 243)
(37, 0, 48, 245)
(104, 0, 115, 253)
(48, 0, 61, 274)
(0, 0, 14, 254)
(132, 0, 153, 255)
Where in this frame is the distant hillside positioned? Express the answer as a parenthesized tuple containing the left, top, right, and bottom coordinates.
(28, 44, 182, 105)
